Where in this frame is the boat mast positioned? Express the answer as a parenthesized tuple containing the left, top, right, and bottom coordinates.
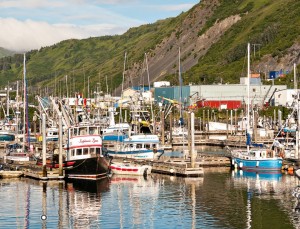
(23, 54, 26, 151)
(295, 63, 300, 159)
(120, 51, 127, 123)
(16, 81, 19, 139)
(178, 47, 183, 125)
(247, 43, 250, 151)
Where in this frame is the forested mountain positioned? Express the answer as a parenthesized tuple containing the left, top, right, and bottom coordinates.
(0, 0, 299, 96)
(0, 47, 15, 58)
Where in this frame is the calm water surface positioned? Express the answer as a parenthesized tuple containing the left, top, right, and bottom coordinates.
(1, 167, 300, 229)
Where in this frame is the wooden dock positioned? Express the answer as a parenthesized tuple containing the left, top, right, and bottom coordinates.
(151, 160, 204, 177)
(0, 160, 64, 180)
(0, 170, 23, 178)
(171, 136, 275, 148)
(23, 169, 64, 180)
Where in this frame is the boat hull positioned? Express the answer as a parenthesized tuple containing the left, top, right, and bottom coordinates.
(106, 149, 164, 160)
(232, 158, 283, 171)
(64, 156, 110, 180)
(110, 163, 152, 176)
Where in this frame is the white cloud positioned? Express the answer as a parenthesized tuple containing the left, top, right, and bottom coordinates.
(0, 0, 65, 8)
(0, 18, 127, 52)
(0, 1, 199, 51)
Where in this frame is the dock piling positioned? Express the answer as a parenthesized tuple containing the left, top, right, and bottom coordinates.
(42, 113, 47, 179)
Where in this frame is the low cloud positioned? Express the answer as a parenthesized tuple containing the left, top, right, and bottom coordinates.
(0, 18, 127, 52)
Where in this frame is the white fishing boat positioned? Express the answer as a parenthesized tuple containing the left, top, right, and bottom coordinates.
(4, 142, 31, 162)
(110, 160, 152, 176)
(104, 134, 164, 160)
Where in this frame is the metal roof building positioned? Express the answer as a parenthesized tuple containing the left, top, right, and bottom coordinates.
(154, 84, 287, 108)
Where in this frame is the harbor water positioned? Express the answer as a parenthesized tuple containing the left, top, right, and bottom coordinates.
(1, 166, 300, 228)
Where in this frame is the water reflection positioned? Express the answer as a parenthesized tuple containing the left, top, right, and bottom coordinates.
(232, 170, 282, 195)
(66, 177, 110, 194)
(65, 178, 110, 228)
(231, 169, 300, 229)
(2, 170, 300, 228)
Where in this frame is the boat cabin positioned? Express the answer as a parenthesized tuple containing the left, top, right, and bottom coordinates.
(249, 149, 275, 159)
(121, 142, 158, 151)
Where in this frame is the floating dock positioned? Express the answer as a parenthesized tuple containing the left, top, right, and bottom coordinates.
(23, 169, 64, 180)
(0, 170, 23, 178)
(151, 160, 204, 177)
(0, 161, 64, 180)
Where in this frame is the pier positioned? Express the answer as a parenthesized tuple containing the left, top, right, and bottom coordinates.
(0, 160, 64, 180)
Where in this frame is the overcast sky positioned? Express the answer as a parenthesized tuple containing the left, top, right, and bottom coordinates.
(0, 0, 199, 52)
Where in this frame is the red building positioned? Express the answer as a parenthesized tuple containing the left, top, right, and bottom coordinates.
(196, 100, 242, 110)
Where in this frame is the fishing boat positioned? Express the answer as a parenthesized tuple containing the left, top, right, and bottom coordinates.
(104, 134, 164, 160)
(63, 123, 110, 180)
(0, 130, 16, 142)
(5, 152, 30, 162)
(110, 160, 152, 176)
(228, 43, 283, 171)
(230, 146, 283, 171)
(4, 142, 31, 162)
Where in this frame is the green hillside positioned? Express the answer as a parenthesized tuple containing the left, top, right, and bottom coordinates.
(0, 0, 299, 95)
(189, 0, 300, 84)
(0, 47, 15, 58)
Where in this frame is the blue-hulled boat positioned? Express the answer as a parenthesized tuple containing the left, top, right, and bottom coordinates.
(228, 43, 283, 171)
(0, 131, 15, 141)
(230, 147, 283, 171)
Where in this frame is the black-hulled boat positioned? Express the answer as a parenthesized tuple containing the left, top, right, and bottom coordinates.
(64, 123, 110, 180)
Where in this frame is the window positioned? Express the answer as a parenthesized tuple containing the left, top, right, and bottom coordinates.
(145, 144, 150, 149)
(90, 148, 95, 155)
(83, 148, 89, 155)
(79, 128, 87, 135)
(76, 149, 82, 155)
(96, 148, 101, 154)
(73, 128, 78, 136)
(89, 127, 98, 135)
(137, 144, 142, 149)
(71, 149, 75, 157)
